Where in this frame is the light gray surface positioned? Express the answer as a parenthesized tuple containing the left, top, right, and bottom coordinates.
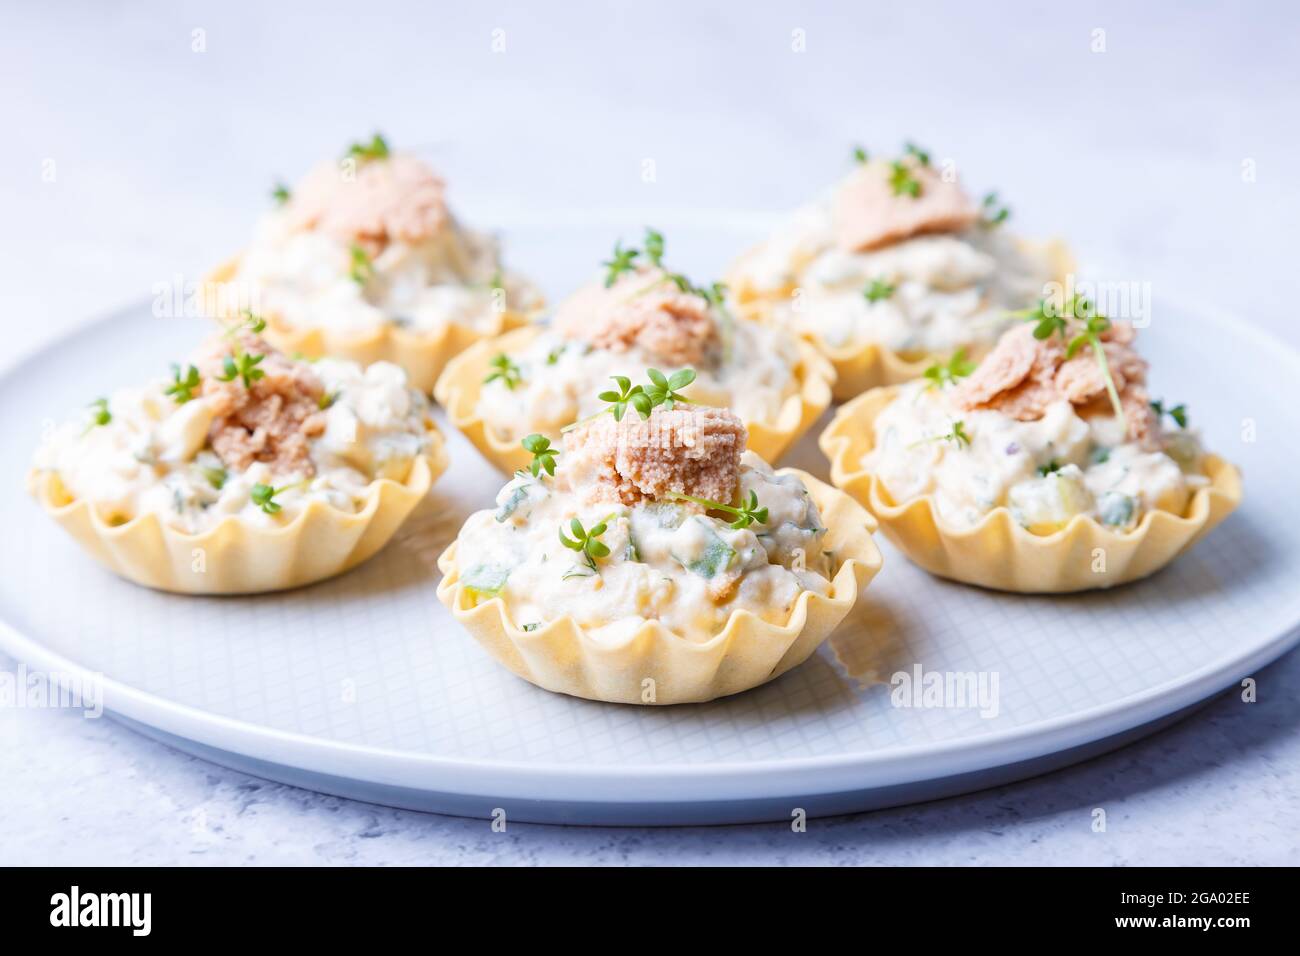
(2, 0, 1298, 864)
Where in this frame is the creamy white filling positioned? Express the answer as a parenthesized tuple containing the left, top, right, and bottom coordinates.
(34, 359, 433, 532)
(233, 213, 537, 336)
(865, 381, 1208, 533)
(455, 451, 833, 643)
(733, 198, 1055, 353)
(475, 320, 801, 442)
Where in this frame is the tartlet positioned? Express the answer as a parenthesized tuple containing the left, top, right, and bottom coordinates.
(820, 309, 1242, 592)
(29, 319, 447, 594)
(437, 401, 882, 704)
(435, 229, 835, 474)
(727, 143, 1072, 400)
(205, 133, 542, 393)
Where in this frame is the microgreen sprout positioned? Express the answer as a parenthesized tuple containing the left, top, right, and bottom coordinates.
(559, 515, 613, 572)
(349, 244, 374, 285)
(239, 310, 266, 335)
(664, 271, 728, 307)
(644, 367, 696, 410)
(852, 144, 869, 164)
(643, 228, 665, 267)
(88, 398, 111, 428)
(889, 160, 922, 198)
(1066, 313, 1126, 432)
(201, 466, 227, 490)
(484, 353, 522, 390)
(602, 240, 640, 287)
(165, 363, 202, 404)
(903, 141, 931, 166)
(214, 311, 268, 389)
(668, 489, 769, 530)
(1037, 460, 1063, 476)
(863, 278, 896, 303)
(563, 366, 699, 431)
(601, 228, 726, 306)
(909, 420, 971, 450)
(345, 132, 390, 162)
(597, 374, 652, 422)
(922, 348, 975, 390)
(1010, 294, 1091, 340)
(522, 433, 558, 477)
(1010, 296, 1126, 432)
(217, 351, 265, 388)
(1150, 399, 1188, 429)
(250, 482, 293, 515)
(981, 191, 1010, 228)
(272, 182, 291, 206)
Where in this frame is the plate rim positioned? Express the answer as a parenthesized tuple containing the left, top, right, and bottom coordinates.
(2, 295, 1297, 804)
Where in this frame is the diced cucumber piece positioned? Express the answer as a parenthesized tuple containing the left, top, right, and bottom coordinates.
(1097, 491, 1138, 528)
(1008, 469, 1093, 534)
(641, 500, 687, 530)
(462, 563, 510, 596)
(495, 484, 531, 522)
(671, 517, 736, 579)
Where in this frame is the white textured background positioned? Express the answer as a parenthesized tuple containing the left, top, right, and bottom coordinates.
(2, 0, 1298, 865)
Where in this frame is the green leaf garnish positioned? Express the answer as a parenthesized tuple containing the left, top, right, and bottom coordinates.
(597, 374, 652, 422)
(863, 278, 896, 303)
(217, 352, 265, 389)
(909, 420, 971, 450)
(318, 390, 339, 410)
(1011, 296, 1073, 341)
(981, 191, 1010, 228)
(559, 515, 613, 572)
(165, 363, 202, 404)
(250, 482, 287, 515)
(1037, 460, 1063, 477)
(272, 182, 291, 206)
(483, 353, 522, 390)
(241, 309, 267, 333)
(852, 144, 869, 164)
(349, 244, 374, 285)
(88, 398, 111, 428)
(1010, 297, 1124, 430)
(922, 348, 976, 390)
(345, 132, 390, 163)
(643, 228, 665, 267)
(1150, 399, 1188, 429)
(522, 433, 558, 477)
(202, 466, 227, 490)
(903, 141, 931, 166)
(602, 240, 640, 287)
(644, 367, 696, 410)
(667, 489, 769, 530)
(1065, 312, 1126, 432)
(889, 160, 922, 198)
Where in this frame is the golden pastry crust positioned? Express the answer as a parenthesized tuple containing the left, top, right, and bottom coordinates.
(729, 237, 1075, 402)
(28, 424, 449, 595)
(819, 386, 1243, 593)
(204, 255, 539, 394)
(434, 325, 835, 475)
(436, 470, 883, 704)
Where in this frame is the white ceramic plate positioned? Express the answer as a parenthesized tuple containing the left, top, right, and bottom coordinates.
(2, 223, 1297, 825)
